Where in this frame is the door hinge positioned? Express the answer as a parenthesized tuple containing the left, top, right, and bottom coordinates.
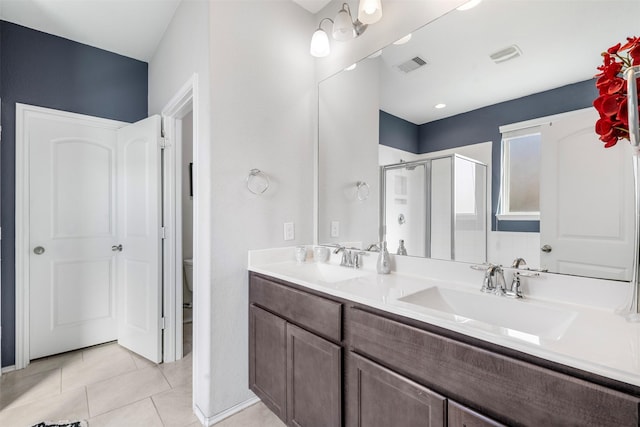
(160, 137, 170, 149)
(160, 317, 166, 330)
(161, 227, 167, 239)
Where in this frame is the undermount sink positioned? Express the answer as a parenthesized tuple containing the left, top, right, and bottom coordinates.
(397, 287, 578, 342)
(277, 262, 372, 283)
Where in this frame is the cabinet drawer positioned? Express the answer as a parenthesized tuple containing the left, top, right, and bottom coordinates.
(347, 307, 640, 427)
(448, 401, 505, 427)
(250, 274, 342, 342)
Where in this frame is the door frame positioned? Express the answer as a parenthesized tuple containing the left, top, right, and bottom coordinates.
(160, 74, 198, 363)
(14, 103, 126, 369)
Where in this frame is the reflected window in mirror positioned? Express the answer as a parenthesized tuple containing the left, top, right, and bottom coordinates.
(498, 128, 541, 222)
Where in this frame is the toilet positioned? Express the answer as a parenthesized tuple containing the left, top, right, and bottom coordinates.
(183, 259, 194, 292)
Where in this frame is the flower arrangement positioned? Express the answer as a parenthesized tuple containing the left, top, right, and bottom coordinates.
(594, 37, 640, 147)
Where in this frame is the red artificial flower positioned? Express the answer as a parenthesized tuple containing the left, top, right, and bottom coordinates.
(594, 36, 640, 147)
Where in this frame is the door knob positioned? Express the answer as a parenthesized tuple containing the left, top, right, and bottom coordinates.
(111, 244, 123, 252)
(33, 246, 45, 255)
(541, 244, 552, 253)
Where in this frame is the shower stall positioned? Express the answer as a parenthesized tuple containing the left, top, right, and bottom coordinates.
(381, 154, 487, 263)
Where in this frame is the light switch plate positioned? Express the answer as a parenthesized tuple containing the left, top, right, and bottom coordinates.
(284, 222, 295, 241)
(330, 221, 339, 238)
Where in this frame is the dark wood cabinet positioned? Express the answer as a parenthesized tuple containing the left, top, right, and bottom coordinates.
(346, 306, 640, 426)
(447, 401, 505, 427)
(249, 304, 287, 421)
(249, 273, 343, 426)
(249, 272, 640, 427)
(287, 324, 341, 427)
(347, 352, 446, 427)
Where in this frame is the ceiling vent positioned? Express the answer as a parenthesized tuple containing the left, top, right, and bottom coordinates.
(396, 56, 427, 73)
(490, 45, 522, 64)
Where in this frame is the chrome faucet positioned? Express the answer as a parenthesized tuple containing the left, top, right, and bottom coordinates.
(333, 246, 352, 267)
(481, 264, 506, 295)
(505, 272, 524, 299)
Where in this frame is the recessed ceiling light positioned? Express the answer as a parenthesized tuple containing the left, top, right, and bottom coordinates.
(345, 63, 357, 71)
(457, 0, 482, 11)
(435, 103, 447, 109)
(368, 50, 382, 59)
(393, 34, 412, 45)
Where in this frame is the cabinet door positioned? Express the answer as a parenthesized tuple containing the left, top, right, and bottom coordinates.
(347, 352, 446, 427)
(249, 305, 287, 422)
(287, 323, 342, 427)
(448, 401, 505, 427)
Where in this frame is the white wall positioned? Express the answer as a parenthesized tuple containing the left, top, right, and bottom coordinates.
(148, 0, 214, 419)
(318, 58, 380, 245)
(208, 0, 315, 417)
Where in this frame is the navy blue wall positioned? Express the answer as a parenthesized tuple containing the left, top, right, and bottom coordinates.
(417, 79, 598, 232)
(379, 110, 419, 153)
(0, 21, 148, 367)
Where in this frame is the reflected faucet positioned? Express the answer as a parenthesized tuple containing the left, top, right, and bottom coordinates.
(511, 257, 527, 268)
(366, 243, 380, 252)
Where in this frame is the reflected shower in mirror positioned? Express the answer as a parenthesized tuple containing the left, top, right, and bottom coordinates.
(382, 155, 487, 263)
(317, 0, 640, 281)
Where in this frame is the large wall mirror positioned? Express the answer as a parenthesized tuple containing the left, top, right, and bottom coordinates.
(318, 0, 639, 281)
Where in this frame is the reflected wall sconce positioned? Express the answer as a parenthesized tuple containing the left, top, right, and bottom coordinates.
(310, 1, 382, 58)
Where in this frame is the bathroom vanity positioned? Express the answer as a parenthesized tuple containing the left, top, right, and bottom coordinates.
(248, 249, 640, 427)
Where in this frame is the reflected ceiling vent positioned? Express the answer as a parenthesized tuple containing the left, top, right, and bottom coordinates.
(396, 56, 427, 73)
(490, 45, 522, 64)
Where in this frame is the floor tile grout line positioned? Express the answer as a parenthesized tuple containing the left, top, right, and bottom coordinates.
(83, 386, 90, 419)
(149, 393, 167, 426)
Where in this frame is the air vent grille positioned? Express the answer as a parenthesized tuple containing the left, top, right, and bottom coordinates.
(397, 56, 427, 73)
(490, 45, 522, 64)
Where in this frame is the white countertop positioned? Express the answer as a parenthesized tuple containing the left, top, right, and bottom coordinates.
(248, 246, 640, 389)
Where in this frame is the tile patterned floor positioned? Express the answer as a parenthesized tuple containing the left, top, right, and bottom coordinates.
(0, 322, 284, 426)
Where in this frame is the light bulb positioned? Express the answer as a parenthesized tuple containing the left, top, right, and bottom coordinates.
(310, 28, 330, 58)
(393, 34, 412, 45)
(457, 0, 482, 11)
(358, 0, 382, 25)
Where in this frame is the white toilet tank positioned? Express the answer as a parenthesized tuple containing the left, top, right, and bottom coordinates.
(183, 259, 194, 292)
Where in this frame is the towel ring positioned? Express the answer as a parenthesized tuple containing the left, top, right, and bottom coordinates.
(247, 169, 270, 195)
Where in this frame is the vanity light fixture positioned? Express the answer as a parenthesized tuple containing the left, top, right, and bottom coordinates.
(310, 1, 382, 58)
(457, 0, 482, 11)
(435, 103, 447, 109)
(345, 63, 357, 71)
(358, 0, 383, 24)
(368, 50, 383, 59)
(393, 33, 412, 45)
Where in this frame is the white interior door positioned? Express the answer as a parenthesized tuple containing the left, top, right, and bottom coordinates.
(540, 108, 634, 280)
(28, 109, 119, 359)
(116, 115, 163, 363)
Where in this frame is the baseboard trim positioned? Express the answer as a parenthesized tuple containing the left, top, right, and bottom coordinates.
(194, 396, 261, 426)
(1, 365, 16, 374)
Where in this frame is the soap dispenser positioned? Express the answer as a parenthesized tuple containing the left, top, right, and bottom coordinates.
(377, 241, 391, 274)
(397, 239, 407, 256)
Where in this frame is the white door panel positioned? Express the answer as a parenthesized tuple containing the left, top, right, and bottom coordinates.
(540, 108, 634, 280)
(116, 115, 162, 363)
(28, 113, 118, 359)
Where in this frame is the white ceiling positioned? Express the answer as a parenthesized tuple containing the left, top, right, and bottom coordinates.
(0, 0, 182, 61)
(376, 0, 640, 125)
(292, 0, 331, 14)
